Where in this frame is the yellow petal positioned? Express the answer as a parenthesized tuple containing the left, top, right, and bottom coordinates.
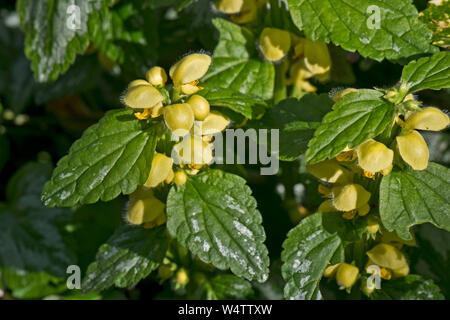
(163, 103, 195, 136)
(173, 136, 213, 165)
(303, 39, 331, 76)
(396, 130, 429, 170)
(200, 111, 230, 135)
(324, 263, 341, 278)
(128, 79, 151, 88)
(230, 0, 257, 24)
(146, 66, 168, 87)
(366, 243, 409, 271)
(306, 159, 351, 184)
(187, 95, 210, 120)
(174, 171, 188, 185)
(144, 153, 174, 188)
(332, 184, 371, 212)
(126, 188, 166, 226)
(318, 200, 336, 213)
(405, 107, 449, 131)
(357, 203, 370, 216)
(357, 139, 394, 174)
(258, 28, 291, 62)
(123, 84, 164, 110)
(215, 0, 244, 13)
(366, 216, 380, 234)
(392, 265, 409, 278)
(336, 263, 359, 289)
(170, 53, 211, 87)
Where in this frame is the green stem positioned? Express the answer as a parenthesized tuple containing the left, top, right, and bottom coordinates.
(274, 63, 287, 105)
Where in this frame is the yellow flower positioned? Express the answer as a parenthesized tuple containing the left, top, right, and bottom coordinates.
(187, 95, 210, 120)
(146, 66, 167, 87)
(405, 107, 449, 131)
(366, 216, 380, 235)
(356, 139, 394, 176)
(173, 135, 214, 165)
(126, 187, 166, 227)
(215, 0, 244, 13)
(258, 28, 291, 63)
(170, 53, 211, 94)
(306, 159, 352, 184)
(366, 243, 409, 278)
(396, 130, 429, 170)
(287, 60, 317, 92)
(199, 110, 230, 135)
(318, 199, 336, 213)
(230, 0, 257, 24)
(324, 263, 341, 278)
(144, 153, 174, 188)
(332, 184, 371, 213)
(163, 103, 195, 137)
(336, 263, 359, 289)
(301, 38, 331, 79)
(122, 80, 164, 119)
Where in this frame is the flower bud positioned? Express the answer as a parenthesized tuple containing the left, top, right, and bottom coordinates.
(187, 95, 210, 120)
(356, 139, 393, 175)
(366, 243, 409, 277)
(144, 153, 174, 188)
(336, 263, 359, 289)
(405, 107, 449, 131)
(170, 54, 211, 94)
(174, 171, 188, 185)
(122, 83, 165, 110)
(396, 130, 429, 170)
(126, 188, 166, 227)
(146, 66, 168, 87)
(173, 135, 213, 165)
(332, 88, 357, 102)
(258, 28, 291, 63)
(332, 184, 371, 212)
(176, 268, 189, 286)
(163, 103, 195, 136)
(306, 159, 351, 184)
(366, 216, 380, 235)
(200, 111, 230, 135)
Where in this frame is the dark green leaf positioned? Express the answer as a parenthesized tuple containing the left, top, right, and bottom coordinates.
(372, 275, 444, 300)
(202, 18, 275, 100)
(82, 225, 168, 293)
(380, 163, 450, 240)
(206, 274, 254, 300)
(198, 86, 267, 119)
(401, 51, 450, 93)
(281, 213, 344, 300)
(305, 89, 395, 164)
(166, 170, 269, 282)
(41, 109, 159, 207)
(287, 0, 437, 62)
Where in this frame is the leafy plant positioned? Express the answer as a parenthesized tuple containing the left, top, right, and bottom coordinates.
(0, 0, 449, 301)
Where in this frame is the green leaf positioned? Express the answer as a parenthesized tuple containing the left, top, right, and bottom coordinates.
(305, 89, 395, 164)
(206, 274, 254, 300)
(17, 0, 116, 82)
(281, 212, 344, 300)
(372, 275, 444, 300)
(380, 163, 450, 240)
(401, 51, 450, 93)
(202, 18, 275, 100)
(41, 109, 159, 207)
(198, 86, 267, 119)
(270, 95, 332, 161)
(166, 170, 269, 282)
(0, 162, 75, 276)
(420, 0, 450, 49)
(82, 225, 168, 293)
(287, 0, 438, 62)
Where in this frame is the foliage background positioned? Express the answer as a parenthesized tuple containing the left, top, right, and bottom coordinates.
(0, 0, 449, 300)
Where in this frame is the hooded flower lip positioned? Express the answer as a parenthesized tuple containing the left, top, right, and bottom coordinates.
(332, 183, 371, 212)
(163, 103, 195, 137)
(229, 0, 257, 24)
(336, 263, 359, 289)
(405, 107, 449, 131)
(187, 94, 210, 121)
(356, 139, 394, 175)
(366, 243, 409, 278)
(306, 159, 352, 184)
(396, 130, 429, 171)
(126, 187, 166, 227)
(173, 135, 213, 166)
(146, 66, 168, 88)
(199, 110, 230, 135)
(301, 38, 331, 77)
(215, 0, 244, 14)
(122, 82, 165, 110)
(258, 27, 291, 63)
(169, 53, 212, 95)
(144, 153, 174, 188)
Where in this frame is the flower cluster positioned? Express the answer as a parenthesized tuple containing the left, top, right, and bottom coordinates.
(121, 53, 230, 227)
